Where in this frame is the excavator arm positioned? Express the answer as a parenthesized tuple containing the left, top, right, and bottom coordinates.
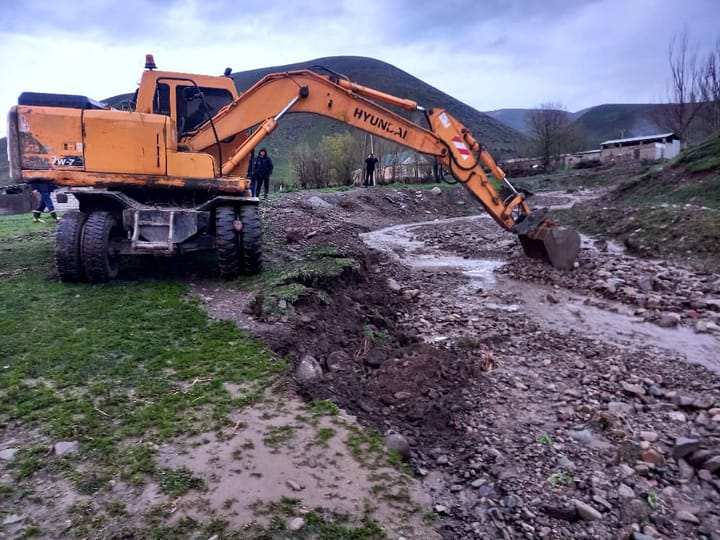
(184, 69, 580, 269)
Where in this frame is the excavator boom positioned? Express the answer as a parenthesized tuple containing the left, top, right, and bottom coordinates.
(183, 68, 581, 268)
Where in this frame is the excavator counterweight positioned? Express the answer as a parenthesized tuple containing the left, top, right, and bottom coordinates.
(5, 55, 580, 282)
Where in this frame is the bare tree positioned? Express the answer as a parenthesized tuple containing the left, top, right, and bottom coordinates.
(290, 144, 329, 189)
(656, 31, 704, 145)
(526, 103, 572, 170)
(697, 37, 720, 136)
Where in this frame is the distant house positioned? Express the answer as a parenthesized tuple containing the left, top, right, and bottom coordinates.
(599, 132, 680, 162)
(380, 151, 435, 183)
(354, 151, 436, 184)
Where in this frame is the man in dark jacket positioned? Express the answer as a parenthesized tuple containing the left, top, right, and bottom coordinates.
(364, 153, 379, 186)
(250, 148, 274, 200)
(30, 183, 58, 222)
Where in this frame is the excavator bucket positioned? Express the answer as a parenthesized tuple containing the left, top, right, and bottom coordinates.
(513, 207, 581, 269)
(518, 226, 581, 270)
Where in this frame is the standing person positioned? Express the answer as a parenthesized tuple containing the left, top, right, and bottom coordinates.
(250, 148, 274, 200)
(30, 183, 59, 222)
(364, 153, 379, 187)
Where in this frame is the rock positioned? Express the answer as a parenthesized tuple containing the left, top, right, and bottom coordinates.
(640, 449, 665, 467)
(569, 429, 595, 446)
(639, 431, 658, 442)
(286, 479, 304, 491)
(608, 401, 634, 416)
(701, 455, 720, 473)
(672, 437, 701, 459)
(54, 441, 80, 456)
(294, 355, 323, 383)
(686, 449, 717, 468)
(676, 510, 700, 524)
(325, 350, 352, 372)
(434, 504, 449, 514)
(678, 458, 695, 480)
(364, 347, 388, 368)
(306, 196, 332, 209)
(430, 186, 442, 195)
(617, 483, 635, 499)
(618, 463, 635, 478)
(620, 498, 650, 523)
(287, 517, 306, 531)
(387, 277, 402, 292)
(673, 394, 696, 408)
(691, 396, 715, 409)
(541, 504, 577, 522)
(384, 433, 411, 458)
(695, 320, 709, 333)
(0, 448, 18, 460)
(621, 382, 645, 396)
(2, 514, 24, 525)
(632, 533, 657, 540)
(436, 455, 449, 465)
(657, 312, 681, 327)
(667, 411, 687, 422)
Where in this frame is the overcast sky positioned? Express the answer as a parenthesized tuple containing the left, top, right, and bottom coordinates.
(1, 0, 719, 138)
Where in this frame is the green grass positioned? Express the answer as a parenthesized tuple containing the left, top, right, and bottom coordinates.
(0, 212, 287, 533)
(0, 213, 56, 274)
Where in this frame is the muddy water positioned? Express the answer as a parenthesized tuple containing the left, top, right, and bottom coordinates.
(361, 216, 720, 373)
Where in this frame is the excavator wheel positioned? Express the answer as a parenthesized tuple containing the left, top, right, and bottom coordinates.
(82, 211, 121, 283)
(55, 210, 88, 282)
(239, 204, 262, 275)
(216, 206, 241, 279)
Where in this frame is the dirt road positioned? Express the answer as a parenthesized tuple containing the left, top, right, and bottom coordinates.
(205, 185, 720, 539)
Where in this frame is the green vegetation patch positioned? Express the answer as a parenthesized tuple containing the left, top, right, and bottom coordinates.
(241, 245, 359, 318)
(247, 497, 388, 539)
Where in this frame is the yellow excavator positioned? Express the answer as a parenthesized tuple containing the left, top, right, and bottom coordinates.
(6, 55, 580, 283)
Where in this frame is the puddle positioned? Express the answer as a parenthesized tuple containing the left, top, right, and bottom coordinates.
(361, 216, 502, 287)
(362, 216, 720, 373)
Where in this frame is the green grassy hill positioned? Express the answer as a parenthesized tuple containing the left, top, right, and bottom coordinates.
(572, 104, 664, 147)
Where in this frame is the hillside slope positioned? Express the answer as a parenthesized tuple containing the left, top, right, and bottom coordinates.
(487, 103, 666, 150)
(559, 132, 720, 269)
(572, 103, 664, 147)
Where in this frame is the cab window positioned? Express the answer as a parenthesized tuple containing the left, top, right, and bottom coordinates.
(152, 83, 171, 115)
(177, 86, 233, 134)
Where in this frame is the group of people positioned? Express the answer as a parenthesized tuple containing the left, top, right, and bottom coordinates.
(29, 148, 381, 222)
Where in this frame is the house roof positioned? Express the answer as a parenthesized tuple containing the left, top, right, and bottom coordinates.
(600, 132, 677, 147)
